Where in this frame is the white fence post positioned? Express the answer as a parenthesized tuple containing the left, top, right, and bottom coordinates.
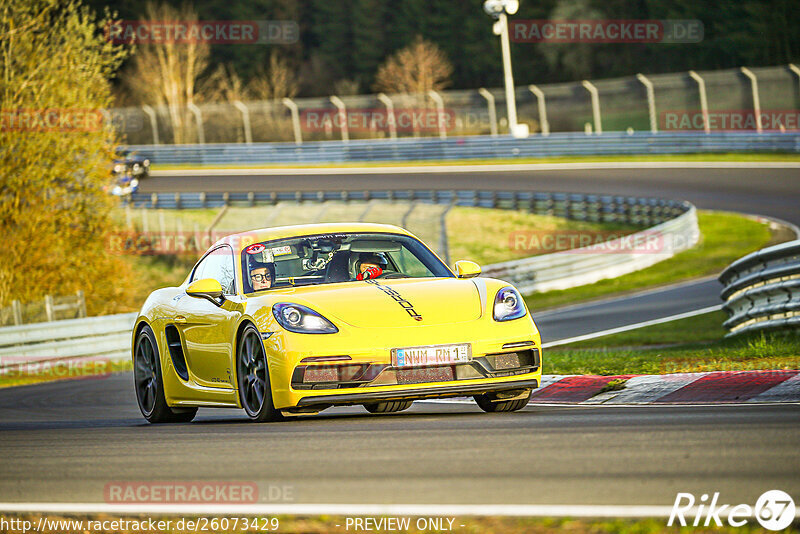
(376, 93, 397, 140)
(740, 67, 762, 133)
(233, 100, 253, 144)
(282, 98, 303, 145)
(635, 73, 657, 134)
(688, 70, 710, 134)
(329, 95, 349, 142)
(478, 88, 498, 137)
(581, 80, 602, 135)
(187, 103, 205, 144)
(44, 295, 55, 322)
(428, 90, 447, 139)
(141, 105, 160, 145)
(12, 301, 22, 326)
(76, 290, 87, 318)
(528, 85, 550, 136)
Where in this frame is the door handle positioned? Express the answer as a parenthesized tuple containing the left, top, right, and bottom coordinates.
(174, 315, 187, 324)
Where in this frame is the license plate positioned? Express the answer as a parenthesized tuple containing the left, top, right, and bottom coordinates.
(392, 344, 471, 368)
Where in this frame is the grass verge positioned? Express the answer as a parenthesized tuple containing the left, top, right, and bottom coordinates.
(546, 310, 800, 375)
(525, 211, 774, 311)
(150, 152, 800, 171)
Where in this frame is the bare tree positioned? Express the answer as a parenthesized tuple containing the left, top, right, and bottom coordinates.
(373, 36, 453, 95)
(247, 50, 299, 101)
(121, 2, 209, 143)
(199, 63, 247, 103)
(333, 78, 360, 96)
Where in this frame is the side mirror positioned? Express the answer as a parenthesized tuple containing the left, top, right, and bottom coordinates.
(186, 278, 224, 304)
(454, 260, 481, 279)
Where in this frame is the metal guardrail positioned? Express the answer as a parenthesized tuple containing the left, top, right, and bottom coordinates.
(126, 131, 800, 165)
(485, 207, 698, 293)
(131, 189, 689, 226)
(719, 240, 800, 337)
(0, 313, 136, 369)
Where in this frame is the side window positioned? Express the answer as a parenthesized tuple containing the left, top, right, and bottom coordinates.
(191, 246, 236, 294)
(388, 245, 434, 278)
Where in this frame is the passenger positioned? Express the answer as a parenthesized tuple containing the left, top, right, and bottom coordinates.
(249, 262, 275, 291)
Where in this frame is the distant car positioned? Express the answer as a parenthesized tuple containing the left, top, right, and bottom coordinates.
(112, 149, 150, 178)
(109, 173, 138, 197)
(132, 223, 542, 423)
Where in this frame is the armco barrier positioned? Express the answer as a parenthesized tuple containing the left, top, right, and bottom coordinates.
(484, 207, 698, 293)
(131, 189, 689, 227)
(719, 240, 800, 336)
(0, 312, 136, 369)
(126, 131, 800, 165)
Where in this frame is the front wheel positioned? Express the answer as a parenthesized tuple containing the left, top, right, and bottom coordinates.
(237, 324, 283, 422)
(134, 325, 197, 423)
(474, 390, 531, 413)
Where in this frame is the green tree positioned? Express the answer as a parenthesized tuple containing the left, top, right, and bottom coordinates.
(0, 0, 133, 313)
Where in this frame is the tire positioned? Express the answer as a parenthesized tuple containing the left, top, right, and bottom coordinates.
(134, 325, 197, 423)
(363, 400, 413, 413)
(237, 324, 283, 423)
(474, 390, 532, 413)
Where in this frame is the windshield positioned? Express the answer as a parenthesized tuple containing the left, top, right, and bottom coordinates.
(241, 232, 453, 292)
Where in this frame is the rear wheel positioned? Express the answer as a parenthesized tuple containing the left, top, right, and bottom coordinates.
(474, 390, 531, 413)
(237, 325, 283, 422)
(134, 325, 197, 423)
(363, 400, 413, 413)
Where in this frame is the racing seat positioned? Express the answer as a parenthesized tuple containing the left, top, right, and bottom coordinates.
(325, 251, 352, 283)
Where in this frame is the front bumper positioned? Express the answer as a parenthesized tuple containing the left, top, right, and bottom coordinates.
(260, 312, 542, 409)
(296, 377, 540, 408)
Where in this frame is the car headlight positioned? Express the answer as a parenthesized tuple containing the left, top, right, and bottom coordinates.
(272, 303, 338, 334)
(493, 286, 527, 322)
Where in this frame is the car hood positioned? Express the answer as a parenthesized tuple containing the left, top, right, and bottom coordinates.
(273, 277, 483, 328)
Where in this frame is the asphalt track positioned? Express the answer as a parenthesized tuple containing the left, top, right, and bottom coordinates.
(534, 277, 721, 343)
(1, 164, 798, 508)
(142, 165, 800, 224)
(0, 374, 798, 506)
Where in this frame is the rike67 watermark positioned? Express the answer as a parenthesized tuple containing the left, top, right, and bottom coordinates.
(669, 490, 796, 530)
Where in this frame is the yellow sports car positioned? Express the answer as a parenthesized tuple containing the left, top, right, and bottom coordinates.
(132, 223, 542, 423)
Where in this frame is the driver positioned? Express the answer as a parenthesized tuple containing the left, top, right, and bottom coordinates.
(355, 252, 388, 281)
(249, 261, 275, 291)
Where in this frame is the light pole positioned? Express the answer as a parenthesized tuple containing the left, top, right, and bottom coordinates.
(483, 0, 528, 138)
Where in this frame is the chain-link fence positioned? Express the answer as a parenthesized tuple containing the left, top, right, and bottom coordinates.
(111, 65, 800, 145)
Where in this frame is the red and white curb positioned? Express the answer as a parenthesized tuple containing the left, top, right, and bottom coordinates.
(529, 370, 800, 405)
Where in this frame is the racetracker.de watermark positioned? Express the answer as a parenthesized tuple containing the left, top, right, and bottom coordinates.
(104, 482, 263, 504)
(510, 19, 703, 43)
(106, 20, 298, 44)
(0, 358, 114, 382)
(662, 110, 800, 132)
(1, 108, 103, 132)
(107, 231, 232, 256)
(301, 108, 456, 133)
(508, 229, 697, 254)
